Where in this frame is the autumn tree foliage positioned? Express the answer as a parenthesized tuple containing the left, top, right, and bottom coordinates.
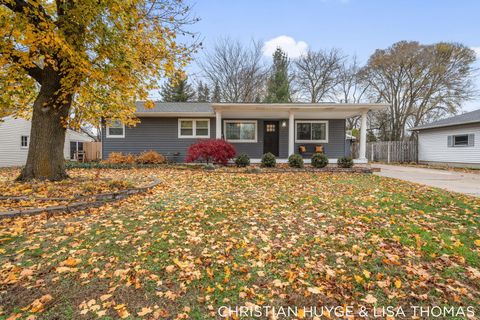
(0, 0, 196, 180)
(185, 139, 236, 165)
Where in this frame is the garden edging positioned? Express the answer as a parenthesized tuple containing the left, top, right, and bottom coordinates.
(0, 178, 161, 219)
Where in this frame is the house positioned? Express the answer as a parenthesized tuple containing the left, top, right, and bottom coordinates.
(411, 108, 480, 168)
(102, 102, 388, 163)
(0, 116, 94, 167)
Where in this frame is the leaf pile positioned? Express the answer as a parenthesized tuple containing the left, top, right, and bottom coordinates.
(0, 168, 153, 211)
(0, 168, 479, 319)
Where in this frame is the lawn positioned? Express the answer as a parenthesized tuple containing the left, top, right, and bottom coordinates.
(0, 168, 479, 319)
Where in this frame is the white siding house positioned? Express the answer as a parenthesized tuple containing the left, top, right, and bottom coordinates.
(412, 109, 480, 168)
(0, 116, 94, 167)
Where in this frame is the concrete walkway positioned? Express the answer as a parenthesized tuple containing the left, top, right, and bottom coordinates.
(371, 164, 480, 197)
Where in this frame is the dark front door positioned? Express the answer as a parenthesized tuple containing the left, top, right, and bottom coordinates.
(263, 121, 279, 156)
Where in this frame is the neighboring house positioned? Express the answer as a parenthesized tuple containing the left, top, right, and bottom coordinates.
(411, 109, 480, 168)
(102, 102, 387, 163)
(0, 116, 94, 167)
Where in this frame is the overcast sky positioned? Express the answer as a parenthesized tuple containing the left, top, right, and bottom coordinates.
(183, 0, 480, 112)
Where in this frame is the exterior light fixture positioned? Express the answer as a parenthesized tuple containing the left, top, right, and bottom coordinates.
(281, 120, 287, 128)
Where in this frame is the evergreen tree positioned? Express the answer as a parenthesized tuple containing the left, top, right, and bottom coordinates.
(160, 74, 195, 102)
(264, 48, 291, 103)
(197, 81, 210, 102)
(211, 82, 222, 102)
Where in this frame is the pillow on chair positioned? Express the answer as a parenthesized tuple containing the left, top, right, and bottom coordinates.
(298, 146, 307, 153)
(315, 145, 324, 153)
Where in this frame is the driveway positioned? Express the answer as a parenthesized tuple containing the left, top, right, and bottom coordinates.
(372, 164, 480, 197)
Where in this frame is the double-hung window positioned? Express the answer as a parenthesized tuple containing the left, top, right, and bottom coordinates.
(106, 120, 125, 138)
(224, 120, 257, 143)
(178, 119, 210, 138)
(21, 135, 29, 148)
(295, 121, 328, 143)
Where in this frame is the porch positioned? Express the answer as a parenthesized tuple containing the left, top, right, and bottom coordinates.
(212, 103, 387, 163)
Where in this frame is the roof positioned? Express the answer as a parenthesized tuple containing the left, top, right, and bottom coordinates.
(136, 101, 213, 114)
(410, 109, 480, 131)
(135, 101, 388, 117)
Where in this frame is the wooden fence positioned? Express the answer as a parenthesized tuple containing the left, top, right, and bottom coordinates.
(84, 142, 102, 162)
(351, 140, 418, 163)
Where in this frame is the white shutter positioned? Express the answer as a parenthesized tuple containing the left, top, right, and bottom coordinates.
(447, 135, 453, 147)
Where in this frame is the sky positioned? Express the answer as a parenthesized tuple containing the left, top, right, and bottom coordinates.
(181, 0, 480, 111)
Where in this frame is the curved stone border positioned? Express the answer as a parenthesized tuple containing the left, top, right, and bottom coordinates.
(0, 178, 161, 219)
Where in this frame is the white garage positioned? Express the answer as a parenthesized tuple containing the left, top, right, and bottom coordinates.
(411, 109, 480, 168)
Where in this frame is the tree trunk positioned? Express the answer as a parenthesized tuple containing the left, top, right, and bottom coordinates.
(17, 69, 72, 181)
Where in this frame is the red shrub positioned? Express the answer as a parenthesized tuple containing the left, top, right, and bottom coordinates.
(185, 139, 236, 165)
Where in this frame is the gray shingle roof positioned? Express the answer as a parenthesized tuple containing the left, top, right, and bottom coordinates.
(135, 101, 213, 113)
(411, 108, 480, 131)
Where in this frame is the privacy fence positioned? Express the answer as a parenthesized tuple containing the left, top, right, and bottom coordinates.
(351, 140, 418, 163)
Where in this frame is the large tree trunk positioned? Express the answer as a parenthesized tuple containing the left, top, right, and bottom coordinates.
(17, 68, 72, 181)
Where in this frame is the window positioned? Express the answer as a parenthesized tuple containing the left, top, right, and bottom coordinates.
(448, 134, 474, 147)
(178, 119, 210, 138)
(295, 121, 328, 143)
(106, 120, 125, 138)
(21, 135, 29, 148)
(224, 120, 257, 142)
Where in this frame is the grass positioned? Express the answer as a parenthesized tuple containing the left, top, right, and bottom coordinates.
(0, 168, 479, 319)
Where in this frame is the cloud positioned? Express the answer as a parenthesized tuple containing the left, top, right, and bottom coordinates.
(471, 47, 480, 58)
(262, 36, 308, 59)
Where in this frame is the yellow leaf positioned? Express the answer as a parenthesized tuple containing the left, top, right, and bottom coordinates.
(363, 270, 371, 279)
(354, 275, 363, 284)
(474, 239, 480, 247)
(165, 265, 175, 273)
(115, 305, 130, 319)
(137, 307, 153, 316)
(394, 279, 402, 289)
(61, 257, 81, 267)
(100, 294, 112, 301)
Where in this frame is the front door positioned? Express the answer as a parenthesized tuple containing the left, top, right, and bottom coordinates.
(263, 121, 279, 156)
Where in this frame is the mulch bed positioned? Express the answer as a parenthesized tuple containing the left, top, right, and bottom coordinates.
(0, 178, 161, 219)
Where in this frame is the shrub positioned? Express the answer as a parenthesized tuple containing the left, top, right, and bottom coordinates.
(185, 139, 236, 165)
(337, 156, 354, 168)
(103, 152, 135, 164)
(136, 150, 166, 164)
(311, 153, 329, 168)
(235, 154, 250, 167)
(288, 154, 304, 168)
(261, 152, 276, 168)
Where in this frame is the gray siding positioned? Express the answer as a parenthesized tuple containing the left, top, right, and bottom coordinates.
(294, 119, 346, 158)
(102, 117, 216, 162)
(102, 117, 347, 161)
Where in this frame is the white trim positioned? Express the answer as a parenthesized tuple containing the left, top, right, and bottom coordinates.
(106, 121, 125, 138)
(178, 118, 211, 139)
(223, 120, 258, 143)
(452, 134, 472, 147)
(215, 111, 222, 139)
(288, 112, 294, 156)
(20, 135, 29, 149)
(294, 120, 329, 143)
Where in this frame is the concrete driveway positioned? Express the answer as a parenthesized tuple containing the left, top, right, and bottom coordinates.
(371, 164, 480, 197)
